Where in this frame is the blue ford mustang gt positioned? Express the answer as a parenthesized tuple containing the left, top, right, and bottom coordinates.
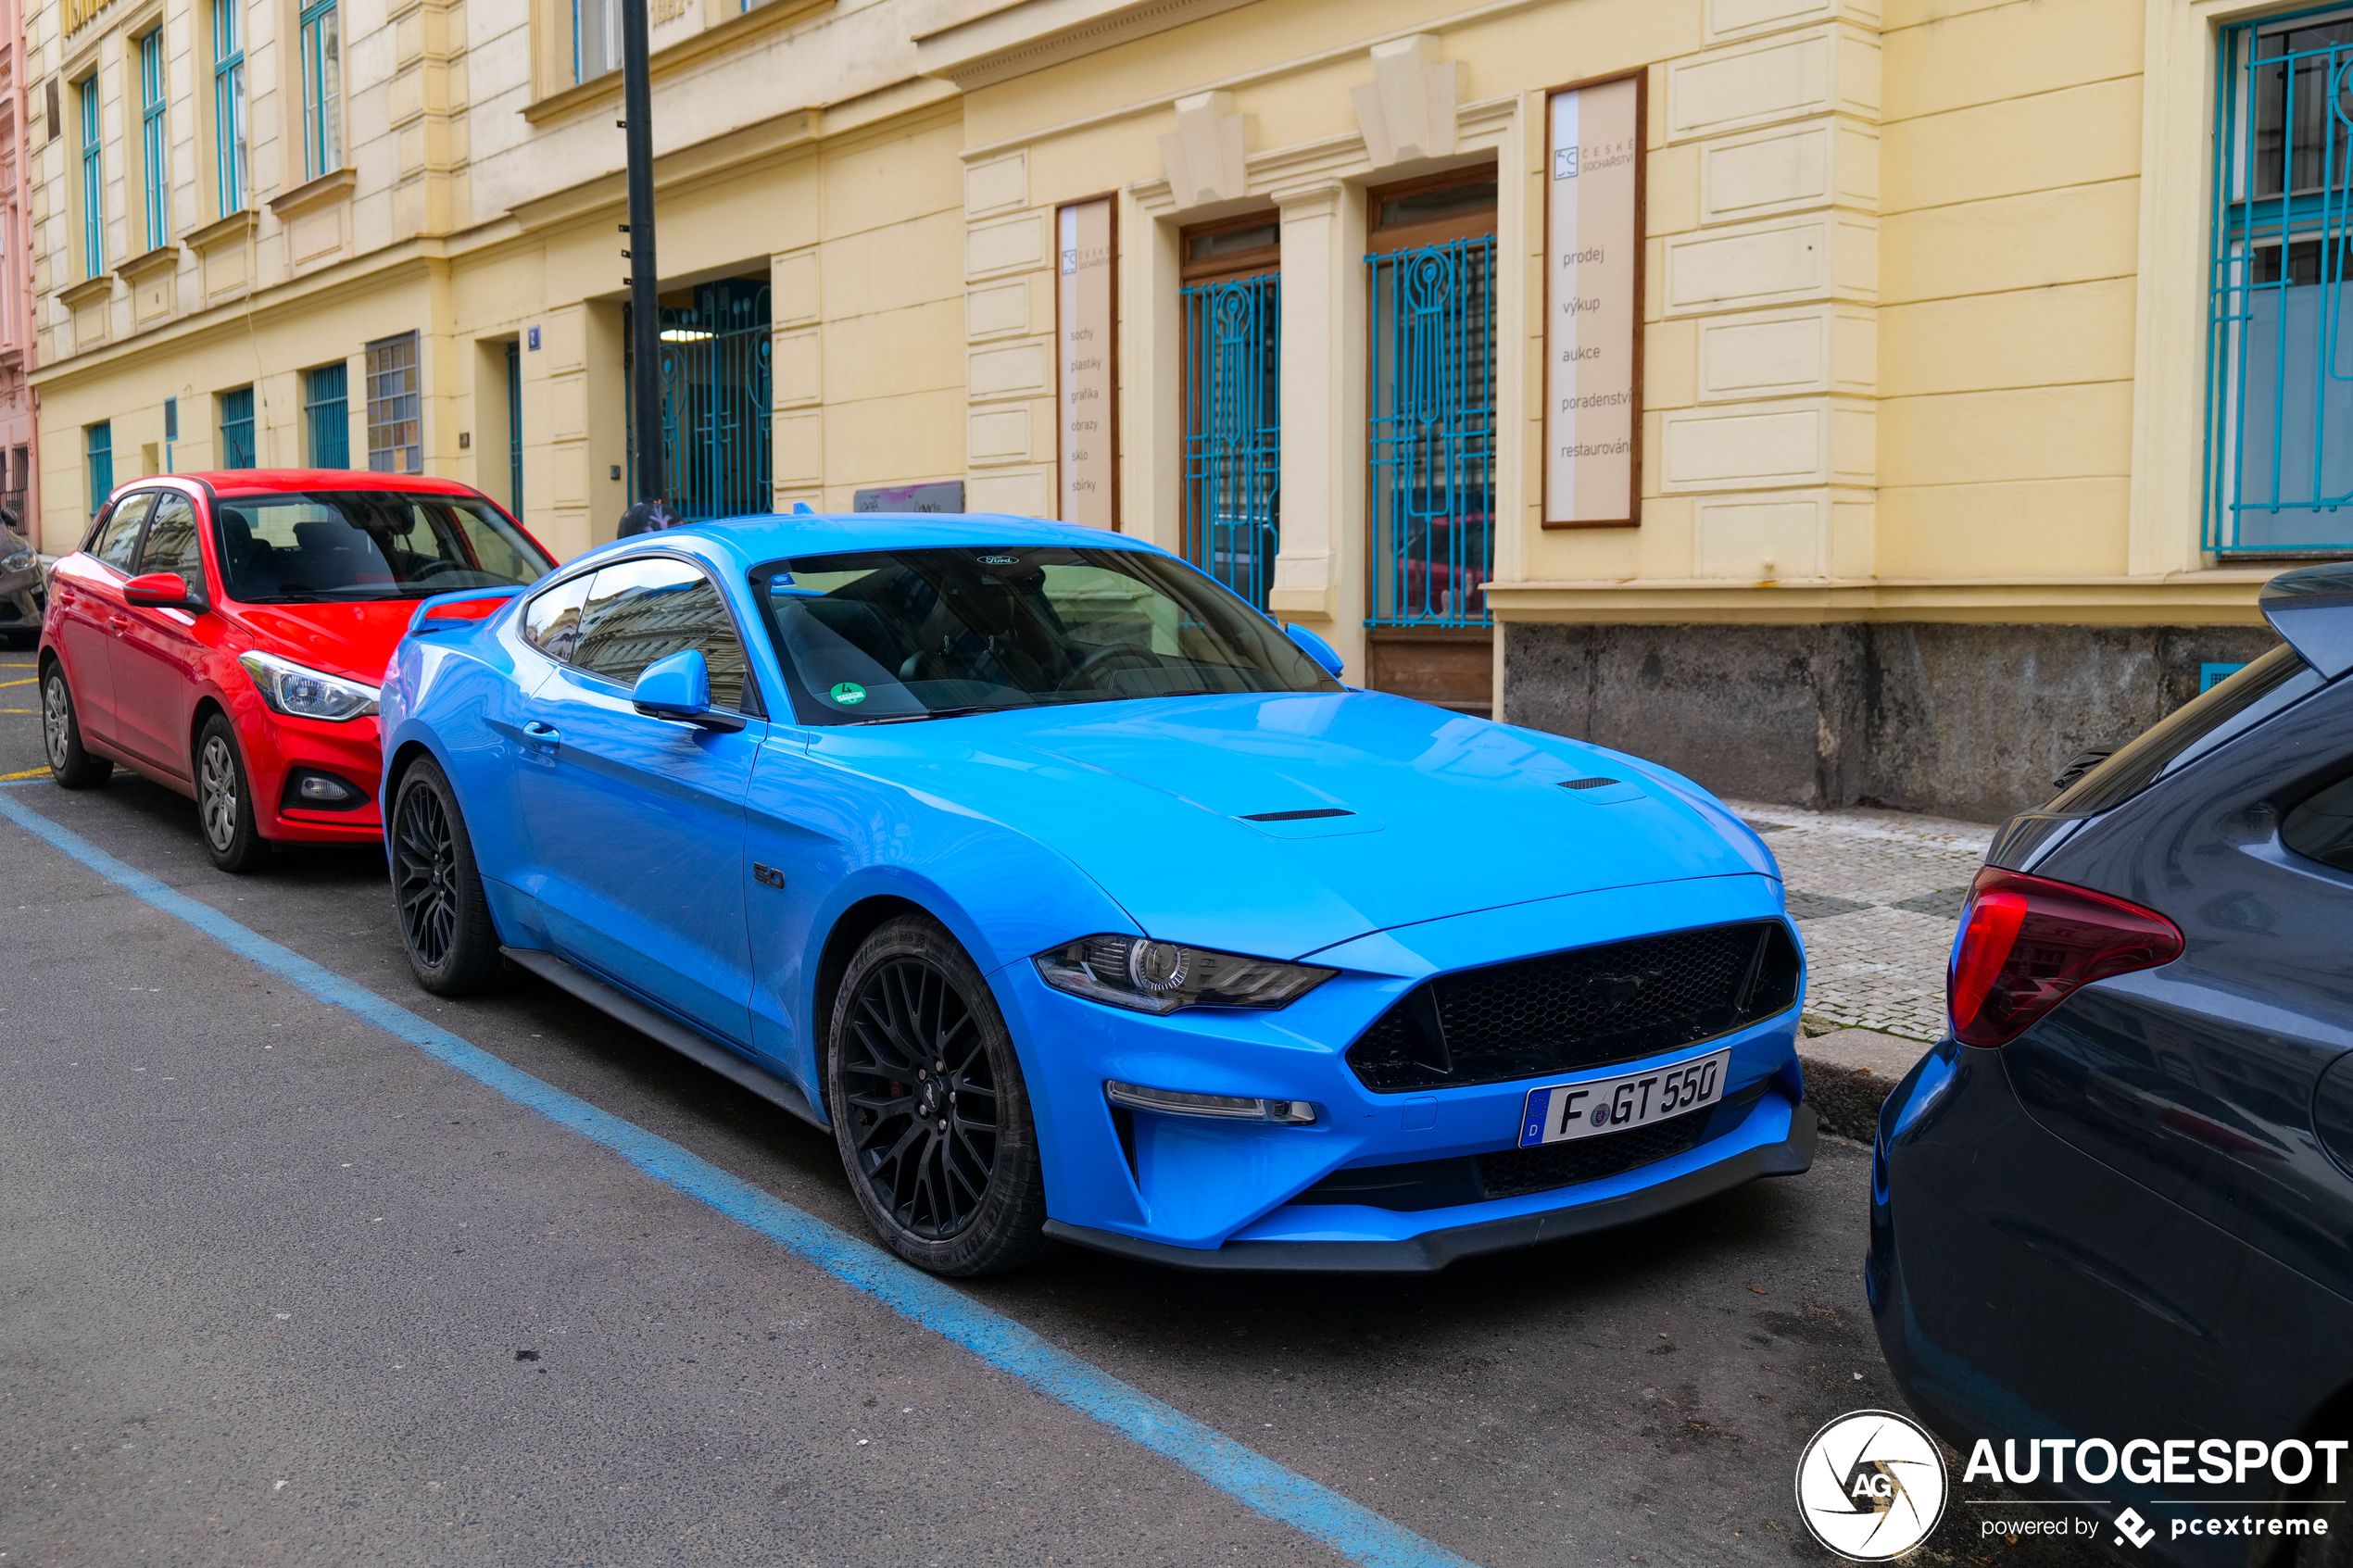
(377, 512, 1813, 1275)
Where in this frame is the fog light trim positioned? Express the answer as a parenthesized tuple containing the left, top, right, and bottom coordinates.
(1103, 1080, 1319, 1125)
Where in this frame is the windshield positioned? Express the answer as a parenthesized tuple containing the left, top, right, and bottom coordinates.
(212, 491, 552, 604)
(754, 546, 1341, 724)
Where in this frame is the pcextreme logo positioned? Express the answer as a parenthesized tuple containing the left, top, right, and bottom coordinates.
(1795, 1410, 1950, 1561)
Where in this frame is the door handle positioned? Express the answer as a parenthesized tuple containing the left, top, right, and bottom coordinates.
(107, 614, 130, 631)
(522, 720, 561, 750)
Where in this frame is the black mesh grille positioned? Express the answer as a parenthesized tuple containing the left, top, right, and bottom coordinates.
(1345, 920, 1800, 1092)
(1291, 1082, 1769, 1210)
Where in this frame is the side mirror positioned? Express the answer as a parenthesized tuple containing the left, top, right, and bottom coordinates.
(632, 647, 745, 732)
(122, 571, 204, 612)
(1284, 621, 1344, 680)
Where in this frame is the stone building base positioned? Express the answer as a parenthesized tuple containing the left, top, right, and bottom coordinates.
(1501, 621, 2285, 825)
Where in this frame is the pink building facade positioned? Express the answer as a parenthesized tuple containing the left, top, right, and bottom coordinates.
(0, 0, 32, 533)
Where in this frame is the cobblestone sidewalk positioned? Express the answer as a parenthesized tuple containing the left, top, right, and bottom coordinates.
(1729, 800, 1997, 1043)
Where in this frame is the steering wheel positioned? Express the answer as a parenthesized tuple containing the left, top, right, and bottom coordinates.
(1056, 643, 1167, 692)
(408, 558, 465, 583)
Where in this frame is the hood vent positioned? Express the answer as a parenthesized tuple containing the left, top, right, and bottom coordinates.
(1561, 777, 1621, 790)
(1239, 808, 1354, 822)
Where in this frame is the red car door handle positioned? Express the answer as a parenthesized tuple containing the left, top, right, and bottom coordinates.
(107, 614, 130, 631)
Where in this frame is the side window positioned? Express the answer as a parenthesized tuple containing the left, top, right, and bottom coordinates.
(137, 494, 205, 584)
(2284, 772, 2353, 874)
(92, 492, 156, 571)
(522, 573, 592, 662)
(572, 557, 749, 710)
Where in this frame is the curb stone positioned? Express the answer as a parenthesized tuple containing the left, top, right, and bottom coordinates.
(1799, 1025, 1931, 1144)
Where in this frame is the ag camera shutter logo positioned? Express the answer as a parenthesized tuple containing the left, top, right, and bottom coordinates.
(1795, 1410, 1949, 1561)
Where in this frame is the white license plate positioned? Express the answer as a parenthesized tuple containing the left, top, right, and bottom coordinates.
(1516, 1048, 1732, 1148)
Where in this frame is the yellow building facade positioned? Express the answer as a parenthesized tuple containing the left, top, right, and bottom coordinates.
(21, 0, 2335, 817)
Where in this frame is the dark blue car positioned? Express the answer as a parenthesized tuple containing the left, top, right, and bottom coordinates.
(1869, 563, 2353, 1564)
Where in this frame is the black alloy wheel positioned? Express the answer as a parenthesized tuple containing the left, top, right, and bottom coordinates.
(40, 664, 111, 788)
(390, 759, 503, 996)
(829, 916, 1047, 1275)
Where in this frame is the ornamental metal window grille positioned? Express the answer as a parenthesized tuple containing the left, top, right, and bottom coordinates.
(305, 362, 349, 469)
(220, 387, 255, 469)
(1179, 220, 1281, 610)
(213, 0, 246, 216)
(625, 279, 772, 521)
(138, 31, 167, 252)
(1365, 232, 1497, 628)
(366, 332, 422, 474)
(78, 79, 101, 280)
(298, 0, 340, 181)
(2208, 6, 2353, 554)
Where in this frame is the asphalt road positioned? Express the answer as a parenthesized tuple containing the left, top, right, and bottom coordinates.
(0, 646, 2110, 1568)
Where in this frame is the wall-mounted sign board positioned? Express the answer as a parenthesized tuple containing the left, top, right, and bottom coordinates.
(853, 481, 965, 513)
(1542, 70, 1644, 529)
(1056, 196, 1118, 530)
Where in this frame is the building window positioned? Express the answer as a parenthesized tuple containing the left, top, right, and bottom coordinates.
(139, 31, 168, 252)
(87, 422, 113, 514)
(220, 387, 256, 468)
(214, 0, 246, 215)
(1178, 217, 1281, 609)
(2209, 10, 2353, 555)
(298, 0, 341, 181)
(77, 78, 102, 280)
(305, 362, 349, 468)
(365, 332, 422, 473)
(624, 279, 771, 519)
(574, 0, 618, 81)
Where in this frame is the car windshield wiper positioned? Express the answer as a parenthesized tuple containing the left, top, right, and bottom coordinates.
(846, 704, 1005, 726)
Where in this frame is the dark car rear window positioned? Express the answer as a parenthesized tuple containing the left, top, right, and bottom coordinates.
(2045, 644, 2319, 817)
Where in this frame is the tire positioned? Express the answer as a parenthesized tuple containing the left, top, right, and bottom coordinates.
(389, 757, 504, 997)
(195, 715, 271, 873)
(827, 915, 1049, 1276)
(40, 662, 112, 789)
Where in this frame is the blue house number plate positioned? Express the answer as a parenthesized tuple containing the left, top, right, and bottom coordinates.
(1517, 1048, 1730, 1148)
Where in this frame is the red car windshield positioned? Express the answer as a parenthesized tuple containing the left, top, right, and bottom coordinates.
(212, 490, 552, 605)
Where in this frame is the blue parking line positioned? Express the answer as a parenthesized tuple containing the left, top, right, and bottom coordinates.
(0, 791, 1478, 1568)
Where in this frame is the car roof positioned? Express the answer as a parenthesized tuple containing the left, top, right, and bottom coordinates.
(564, 511, 1169, 575)
(133, 470, 490, 499)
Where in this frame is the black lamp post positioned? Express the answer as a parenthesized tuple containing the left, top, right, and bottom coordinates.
(621, 0, 662, 506)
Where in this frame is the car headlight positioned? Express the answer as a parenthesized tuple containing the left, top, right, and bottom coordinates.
(1033, 935, 1335, 1015)
(0, 548, 31, 573)
(237, 650, 381, 722)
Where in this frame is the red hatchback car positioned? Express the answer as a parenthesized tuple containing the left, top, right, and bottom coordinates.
(38, 470, 555, 871)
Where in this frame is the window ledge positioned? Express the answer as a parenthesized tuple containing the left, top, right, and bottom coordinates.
(57, 275, 112, 310)
(522, 0, 834, 124)
(184, 208, 258, 254)
(115, 245, 178, 286)
(269, 167, 356, 220)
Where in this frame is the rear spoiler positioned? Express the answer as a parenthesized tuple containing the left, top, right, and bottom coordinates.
(2259, 562, 2353, 680)
(409, 584, 526, 635)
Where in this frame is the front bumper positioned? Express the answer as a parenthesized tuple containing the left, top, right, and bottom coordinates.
(238, 704, 385, 843)
(993, 872, 1810, 1265)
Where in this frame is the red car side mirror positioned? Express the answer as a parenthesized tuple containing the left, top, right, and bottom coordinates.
(122, 571, 204, 611)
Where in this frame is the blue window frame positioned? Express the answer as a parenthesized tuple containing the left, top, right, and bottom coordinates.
(305, 362, 349, 469)
(624, 279, 771, 520)
(220, 387, 255, 469)
(506, 340, 524, 516)
(139, 31, 168, 252)
(1365, 233, 1497, 629)
(87, 422, 113, 515)
(214, 0, 246, 215)
(1179, 255, 1280, 611)
(298, 0, 340, 181)
(2208, 6, 2353, 555)
(78, 78, 102, 280)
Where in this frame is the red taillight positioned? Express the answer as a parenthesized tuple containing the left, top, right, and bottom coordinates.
(1946, 867, 2183, 1047)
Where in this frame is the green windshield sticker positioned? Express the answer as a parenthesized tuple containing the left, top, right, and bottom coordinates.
(829, 682, 867, 706)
